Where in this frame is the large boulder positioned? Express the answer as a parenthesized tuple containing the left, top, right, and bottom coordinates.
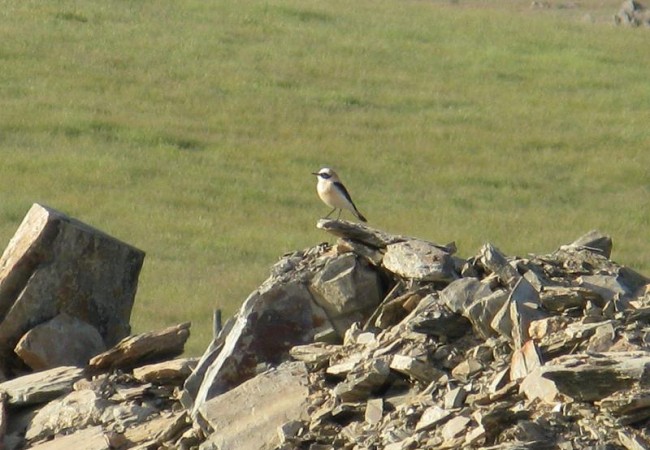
(309, 252, 383, 336)
(0, 204, 144, 372)
(188, 275, 328, 415)
(14, 313, 106, 371)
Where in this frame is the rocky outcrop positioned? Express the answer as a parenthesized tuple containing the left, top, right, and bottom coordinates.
(184, 221, 650, 449)
(1, 204, 650, 449)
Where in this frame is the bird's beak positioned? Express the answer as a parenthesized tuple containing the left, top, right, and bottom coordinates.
(311, 172, 319, 176)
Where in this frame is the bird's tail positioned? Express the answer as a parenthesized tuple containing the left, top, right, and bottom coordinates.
(355, 209, 367, 222)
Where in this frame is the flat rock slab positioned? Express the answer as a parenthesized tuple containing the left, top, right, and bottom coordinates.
(198, 361, 310, 450)
(0, 203, 145, 366)
(88, 322, 190, 372)
(124, 411, 187, 447)
(391, 354, 444, 385)
(28, 425, 110, 450)
(383, 239, 457, 282)
(316, 219, 405, 248)
(133, 357, 198, 385)
(26, 389, 109, 441)
(541, 352, 650, 402)
(15, 312, 106, 370)
(0, 366, 84, 406)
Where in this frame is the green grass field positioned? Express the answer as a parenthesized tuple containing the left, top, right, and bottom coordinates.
(1, 0, 648, 355)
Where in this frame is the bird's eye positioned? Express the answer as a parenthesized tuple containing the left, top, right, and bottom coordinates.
(320, 173, 331, 179)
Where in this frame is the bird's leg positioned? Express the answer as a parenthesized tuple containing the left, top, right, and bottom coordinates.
(337, 209, 342, 220)
(325, 208, 337, 219)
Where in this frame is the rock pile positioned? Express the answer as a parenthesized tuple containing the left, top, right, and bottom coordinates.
(184, 220, 650, 449)
(1, 204, 650, 449)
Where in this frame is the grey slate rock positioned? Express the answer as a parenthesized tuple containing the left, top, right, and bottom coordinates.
(197, 362, 310, 450)
(383, 239, 457, 283)
(0, 366, 84, 406)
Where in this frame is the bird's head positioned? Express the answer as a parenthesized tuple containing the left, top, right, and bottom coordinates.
(312, 167, 339, 181)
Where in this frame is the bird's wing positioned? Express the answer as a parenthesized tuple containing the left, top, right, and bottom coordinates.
(333, 181, 355, 205)
(335, 181, 365, 213)
(334, 181, 367, 222)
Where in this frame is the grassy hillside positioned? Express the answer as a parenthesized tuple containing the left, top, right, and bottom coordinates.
(1, 0, 648, 355)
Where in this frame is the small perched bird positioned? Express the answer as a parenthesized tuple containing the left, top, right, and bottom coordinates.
(312, 167, 367, 222)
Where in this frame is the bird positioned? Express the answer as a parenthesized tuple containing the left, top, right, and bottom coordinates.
(312, 167, 367, 222)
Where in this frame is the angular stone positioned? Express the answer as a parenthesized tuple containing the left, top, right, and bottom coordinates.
(0, 204, 144, 366)
(180, 313, 235, 408)
(99, 402, 157, 429)
(441, 415, 471, 440)
(451, 358, 483, 382)
(26, 389, 109, 441)
(490, 298, 514, 342)
(472, 380, 518, 407)
(15, 313, 106, 370)
(541, 352, 650, 401)
(327, 359, 360, 378)
(444, 386, 467, 409)
(463, 290, 509, 339)
(309, 253, 382, 335)
(506, 278, 546, 348)
(478, 243, 520, 288)
(365, 398, 383, 425)
(519, 367, 558, 404)
(289, 343, 341, 367)
(406, 294, 471, 339)
(88, 322, 190, 372)
(334, 358, 390, 402)
(390, 354, 444, 385)
(132, 357, 198, 385)
(277, 420, 303, 444)
(197, 362, 309, 450)
(577, 274, 633, 303)
(0, 366, 84, 406)
(415, 406, 452, 431)
(123, 411, 187, 447)
(586, 322, 616, 353)
(528, 316, 570, 340)
(382, 239, 457, 282)
(464, 424, 486, 446)
(539, 286, 604, 312)
(510, 340, 542, 381)
(439, 278, 492, 314)
(489, 368, 511, 394)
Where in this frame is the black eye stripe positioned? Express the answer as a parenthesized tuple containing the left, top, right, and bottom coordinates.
(320, 173, 331, 179)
